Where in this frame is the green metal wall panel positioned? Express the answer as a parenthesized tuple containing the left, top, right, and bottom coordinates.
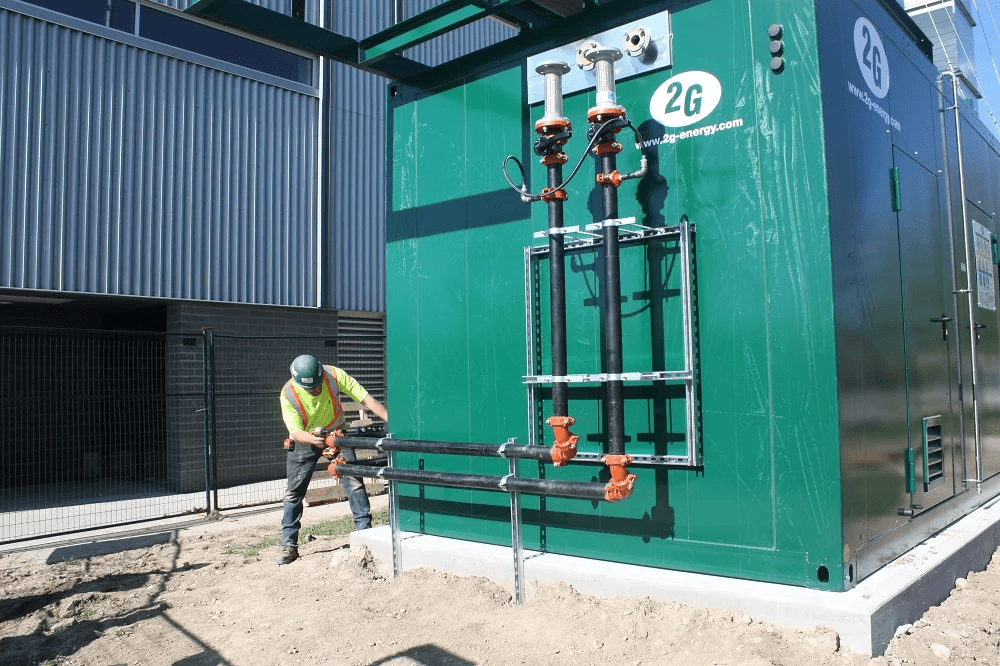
(387, 0, 843, 589)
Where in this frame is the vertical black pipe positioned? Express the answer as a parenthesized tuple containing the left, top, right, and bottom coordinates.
(599, 152, 625, 455)
(548, 163, 568, 417)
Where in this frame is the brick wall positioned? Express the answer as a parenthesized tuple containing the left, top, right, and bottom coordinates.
(163, 303, 385, 495)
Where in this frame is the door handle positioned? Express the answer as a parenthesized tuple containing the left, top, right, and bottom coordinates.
(930, 314, 953, 342)
(975, 322, 990, 342)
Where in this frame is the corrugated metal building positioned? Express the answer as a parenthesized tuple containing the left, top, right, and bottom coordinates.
(0, 0, 511, 310)
(0, 0, 513, 538)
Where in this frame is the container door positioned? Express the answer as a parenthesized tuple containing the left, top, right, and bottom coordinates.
(893, 148, 958, 513)
(966, 213, 1000, 485)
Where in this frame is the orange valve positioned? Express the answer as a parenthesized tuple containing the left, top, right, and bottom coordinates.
(596, 171, 623, 187)
(602, 454, 637, 502)
(546, 415, 580, 466)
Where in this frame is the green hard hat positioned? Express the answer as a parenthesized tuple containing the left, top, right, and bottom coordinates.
(290, 355, 324, 389)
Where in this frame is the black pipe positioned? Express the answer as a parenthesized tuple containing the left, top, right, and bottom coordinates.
(333, 463, 608, 501)
(599, 151, 625, 456)
(333, 435, 555, 461)
(548, 163, 569, 417)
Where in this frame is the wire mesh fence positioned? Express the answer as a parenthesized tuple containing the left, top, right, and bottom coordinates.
(0, 317, 386, 544)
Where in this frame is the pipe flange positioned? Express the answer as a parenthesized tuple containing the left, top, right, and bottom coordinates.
(623, 26, 650, 58)
(534, 117, 572, 135)
(587, 107, 627, 123)
(536, 60, 571, 77)
(575, 40, 600, 71)
(583, 45, 624, 65)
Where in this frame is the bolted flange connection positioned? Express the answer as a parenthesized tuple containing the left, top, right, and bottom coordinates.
(602, 454, 636, 502)
(547, 415, 580, 466)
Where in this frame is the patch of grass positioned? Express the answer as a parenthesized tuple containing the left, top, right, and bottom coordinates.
(228, 508, 388, 558)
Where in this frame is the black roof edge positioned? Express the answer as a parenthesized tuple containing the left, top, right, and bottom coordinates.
(874, 0, 934, 62)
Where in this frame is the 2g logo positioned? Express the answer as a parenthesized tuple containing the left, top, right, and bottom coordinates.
(854, 17, 890, 98)
(649, 71, 722, 128)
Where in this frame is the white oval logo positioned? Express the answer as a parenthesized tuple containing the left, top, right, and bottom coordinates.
(854, 17, 889, 98)
(649, 71, 722, 128)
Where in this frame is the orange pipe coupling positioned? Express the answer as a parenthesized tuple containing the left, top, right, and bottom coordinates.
(546, 415, 579, 466)
(596, 171, 623, 187)
(321, 431, 341, 457)
(327, 456, 346, 478)
(540, 186, 568, 202)
(602, 454, 636, 502)
(594, 141, 623, 155)
(541, 152, 569, 166)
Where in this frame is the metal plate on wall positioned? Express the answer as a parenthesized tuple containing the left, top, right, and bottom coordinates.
(526, 10, 672, 106)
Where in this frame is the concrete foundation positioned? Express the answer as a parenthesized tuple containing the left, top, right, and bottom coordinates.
(351, 495, 1000, 656)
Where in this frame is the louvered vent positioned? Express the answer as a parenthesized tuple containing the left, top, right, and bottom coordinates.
(922, 416, 943, 488)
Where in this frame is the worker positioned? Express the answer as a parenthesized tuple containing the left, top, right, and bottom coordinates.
(276, 354, 388, 565)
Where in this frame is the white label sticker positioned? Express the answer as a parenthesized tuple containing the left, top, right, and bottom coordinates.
(854, 17, 890, 98)
(974, 220, 996, 311)
(649, 71, 722, 128)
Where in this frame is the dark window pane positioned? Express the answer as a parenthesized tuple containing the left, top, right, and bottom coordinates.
(109, 0, 135, 33)
(139, 7, 312, 85)
(18, 0, 106, 24)
(18, 0, 133, 32)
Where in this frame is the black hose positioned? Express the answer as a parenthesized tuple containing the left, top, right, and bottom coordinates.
(502, 119, 646, 202)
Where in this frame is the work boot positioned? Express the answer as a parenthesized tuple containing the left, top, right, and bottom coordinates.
(275, 546, 298, 565)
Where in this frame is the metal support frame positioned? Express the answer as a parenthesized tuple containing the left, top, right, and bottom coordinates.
(943, 69, 984, 491)
(506, 443, 526, 606)
(376, 435, 583, 595)
(387, 444, 402, 578)
(524, 219, 699, 466)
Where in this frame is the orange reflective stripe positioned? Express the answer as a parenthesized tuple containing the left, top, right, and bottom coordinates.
(323, 367, 344, 429)
(284, 380, 309, 430)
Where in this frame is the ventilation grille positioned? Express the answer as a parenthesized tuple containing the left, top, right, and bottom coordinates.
(923, 416, 943, 488)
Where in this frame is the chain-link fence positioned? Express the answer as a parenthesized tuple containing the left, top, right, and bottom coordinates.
(0, 318, 386, 544)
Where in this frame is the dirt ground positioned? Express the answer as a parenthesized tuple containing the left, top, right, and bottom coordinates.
(2, 496, 1000, 666)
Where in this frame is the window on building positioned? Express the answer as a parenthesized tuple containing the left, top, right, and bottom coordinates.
(13, 1, 313, 86)
(139, 6, 313, 85)
(19, 0, 135, 32)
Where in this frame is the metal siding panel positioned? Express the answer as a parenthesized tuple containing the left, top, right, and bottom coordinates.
(0, 6, 318, 305)
(1, 2, 505, 311)
(319, 0, 511, 313)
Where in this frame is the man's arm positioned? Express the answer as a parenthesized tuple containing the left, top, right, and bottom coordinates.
(362, 394, 388, 423)
(290, 429, 325, 446)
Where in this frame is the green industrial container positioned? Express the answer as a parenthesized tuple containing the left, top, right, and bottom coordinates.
(385, 0, 1000, 591)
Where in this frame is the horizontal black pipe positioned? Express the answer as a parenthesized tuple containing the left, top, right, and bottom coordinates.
(333, 463, 608, 501)
(334, 436, 555, 461)
(340, 456, 388, 466)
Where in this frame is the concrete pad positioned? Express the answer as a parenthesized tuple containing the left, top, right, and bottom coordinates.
(351, 495, 1000, 656)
